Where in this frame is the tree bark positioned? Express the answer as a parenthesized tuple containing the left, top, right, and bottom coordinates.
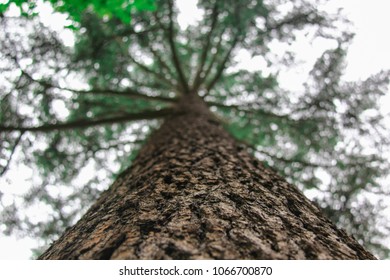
(39, 94, 375, 259)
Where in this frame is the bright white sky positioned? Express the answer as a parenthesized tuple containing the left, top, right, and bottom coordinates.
(1, 0, 390, 259)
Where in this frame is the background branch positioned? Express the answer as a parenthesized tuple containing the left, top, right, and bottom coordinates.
(167, 0, 189, 93)
(0, 109, 175, 133)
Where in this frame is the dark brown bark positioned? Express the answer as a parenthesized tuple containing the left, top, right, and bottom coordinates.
(39, 94, 375, 259)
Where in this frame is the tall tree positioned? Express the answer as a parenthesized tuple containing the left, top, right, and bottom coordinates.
(0, 0, 389, 258)
(39, 94, 375, 259)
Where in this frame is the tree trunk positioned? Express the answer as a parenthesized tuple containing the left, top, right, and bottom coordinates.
(39, 94, 375, 259)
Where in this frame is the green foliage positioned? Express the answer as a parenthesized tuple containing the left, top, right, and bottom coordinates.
(0, 0, 156, 25)
(1, 0, 390, 259)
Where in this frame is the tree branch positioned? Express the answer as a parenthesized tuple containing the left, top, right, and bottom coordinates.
(134, 29, 177, 81)
(0, 109, 174, 133)
(88, 27, 158, 60)
(111, 26, 158, 40)
(255, 148, 333, 168)
(192, 2, 219, 91)
(167, 0, 189, 93)
(69, 88, 176, 103)
(0, 132, 24, 176)
(196, 26, 227, 90)
(67, 138, 146, 158)
(206, 101, 291, 120)
(263, 11, 324, 37)
(234, 137, 333, 169)
(149, 45, 177, 81)
(128, 52, 176, 89)
(21, 70, 176, 103)
(204, 34, 240, 96)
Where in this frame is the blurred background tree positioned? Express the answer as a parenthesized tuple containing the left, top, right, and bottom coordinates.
(0, 0, 389, 258)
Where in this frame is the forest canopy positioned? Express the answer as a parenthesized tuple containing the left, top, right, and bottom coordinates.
(0, 0, 389, 258)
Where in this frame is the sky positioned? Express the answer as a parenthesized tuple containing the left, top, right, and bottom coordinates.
(1, 0, 390, 259)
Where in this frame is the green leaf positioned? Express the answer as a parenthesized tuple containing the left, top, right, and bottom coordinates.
(64, 24, 78, 30)
(133, 0, 156, 11)
(1, 0, 156, 24)
(0, 3, 11, 14)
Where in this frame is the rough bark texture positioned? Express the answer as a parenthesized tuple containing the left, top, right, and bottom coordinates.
(39, 94, 375, 259)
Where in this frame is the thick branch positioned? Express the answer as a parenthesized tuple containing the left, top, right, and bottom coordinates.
(21, 69, 176, 103)
(167, 0, 189, 93)
(197, 27, 227, 90)
(192, 3, 219, 91)
(0, 109, 174, 133)
(69, 88, 176, 103)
